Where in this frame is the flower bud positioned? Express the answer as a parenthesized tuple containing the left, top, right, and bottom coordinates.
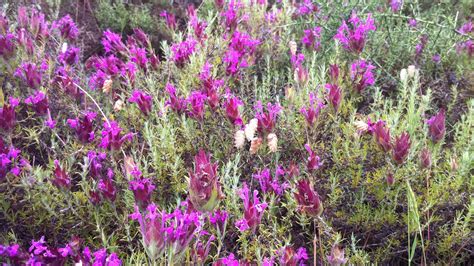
(426, 109, 446, 143)
(294, 179, 323, 217)
(392, 132, 411, 164)
(419, 148, 432, 169)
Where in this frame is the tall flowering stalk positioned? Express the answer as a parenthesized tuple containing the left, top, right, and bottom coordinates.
(235, 183, 268, 233)
(294, 179, 323, 217)
(426, 109, 446, 143)
(189, 150, 223, 212)
(300, 93, 325, 126)
(350, 59, 375, 93)
(334, 12, 376, 53)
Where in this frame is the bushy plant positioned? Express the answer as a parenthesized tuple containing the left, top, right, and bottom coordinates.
(0, 0, 472, 265)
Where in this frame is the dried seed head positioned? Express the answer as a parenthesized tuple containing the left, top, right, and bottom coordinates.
(250, 137, 263, 154)
(245, 118, 258, 141)
(267, 133, 278, 152)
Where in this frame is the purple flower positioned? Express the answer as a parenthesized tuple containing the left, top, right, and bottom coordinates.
(235, 183, 267, 233)
(334, 12, 376, 53)
(254, 101, 282, 133)
(392, 132, 411, 164)
(301, 26, 322, 51)
(350, 59, 375, 93)
(209, 209, 228, 231)
(432, 54, 441, 64)
(52, 160, 71, 189)
(279, 246, 308, 265)
(390, 0, 402, 12)
(87, 151, 106, 179)
(166, 84, 187, 114)
(224, 93, 243, 126)
(171, 38, 198, 67)
(223, 31, 260, 76)
(253, 167, 289, 196)
(458, 21, 473, 35)
(59, 46, 80, 65)
(129, 90, 153, 116)
(129, 169, 155, 208)
(130, 204, 166, 259)
(99, 121, 133, 150)
(419, 147, 432, 169)
(456, 40, 474, 57)
(300, 93, 325, 126)
(132, 28, 150, 47)
(187, 91, 207, 120)
(326, 84, 342, 112)
(329, 64, 340, 84)
(295, 0, 318, 16)
(305, 144, 322, 171)
(408, 18, 417, 28)
(102, 30, 126, 54)
(327, 245, 348, 266)
(25, 90, 49, 115)
(295, 179, 323, 217)
(14, 62, 45, 89)
(373, 120, 392, 152)
(98, 169, 116, 202)
(415, 34, 429, 57)
(67, 112, 97, 143)
(54, 15, 79, 40)
(221, 0, 241, 31)
(0, 33, 16, 60)
(129, 45, 148, 70)
(188, 150, 223, 212)
(0, 97, 19, 131)
(160, 11, 176, 30)
(426, 109, 446, 143)
(190, 15, 207, 42)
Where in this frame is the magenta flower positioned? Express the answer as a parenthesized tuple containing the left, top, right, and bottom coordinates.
(0, 97, 19, 131)
(209, 209, 228, 231)
(295, 179, 323, 217)
(301, 26, 322, 51)
(334, 12, 376, 53)
(67, 112, 97, 143)
(99, 121, 133, 150)
(327, 245, 348, 266)
(53, 67, 82, 99)
(223, 31, 260, 76)
(350, 59, 375, 93)
(326, 84, 342, 112)
(14, 62, 46, 89)
(190, 15, 207, 42)
(0, 33, 15, 60)
(300, 93, 325, 126)
(24, 90, 48, 116)
(426, 109, 446, 143)
(386, 172, 395, 186)
(58, 46, 80, 65)
(187, 91, 207, 120)
(457, 40, 474, 57)
(253, 167, 289, 196)
(392, 132, 411, 164)
(160, 11, 176, 30)
(166, 84, 187, 114)
(390, 0, 402, 12)
(53, 14, 78, 40)
(224, 93, 243, 126)
(171, 38, 198, 67)
(52, 160, 71, 189)
(415, 34, 428, 57)
(189, 150, 223, 212)
(0, 139, 22, 179)
(129, 90, 153, 116)
(199, 62, 223, 110)
(279, 246, 308, 266)
(101, 30, 126, 54)
(235, 183, 267, 233)
(221, 0, 241, 31)
(408, 18, 417, 28)
(459, 21, 473, 35)
(373, 120, 392, 152)
(305, 144, 322, 171)
(295, 0, 319, 16)
(129, 45, 148, 70)
(129, 167, 155, 208)
(255, 101, 282, 133)
(130, 203, 166, 259)
(98, 168, 116, 202)
(87, 151, 106, 179)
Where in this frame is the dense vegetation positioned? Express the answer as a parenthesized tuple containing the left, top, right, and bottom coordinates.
(0, 0, 473, 265)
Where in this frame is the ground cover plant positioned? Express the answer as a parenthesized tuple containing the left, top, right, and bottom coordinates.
(0, 0, 473, 265)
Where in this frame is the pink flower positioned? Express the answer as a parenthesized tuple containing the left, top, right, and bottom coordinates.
(279, 246, 308, 265)
(253, 166, 289, 196)
(329, 64, 340, 84)
(53, 14, 78, 40)
(129, 90, 153, 116)
(350, 59, 375, 93)
(224, 93, 243, 126)
(171, 38, 198, 67)
(101, 30, 125, 54)
(295, 179, 323, 217)
(14, 62, 45, 89)
(25, 90, 48, 115)
(189, 150, 223, 212)
(301, 26, 322, 51)
(235, 183, 267, 233)
(255, 101, 282, 133)
(300, 93, 325, 126)
(98, 169, 116, 202)
(458, 21, 473, 35)
(99, 121, 133, 150)
(0, 97, 19, 131)
(305, 144, 322, 171)
(187, 91, 207, 120)
(390, 0, 402, 12)
(52, 160, 71, 189)
(419, 148, 432, 169)
(326, 84, 342, 112)
(67, 112, 97, 143)
(160, 11, 176, 30)
(373, 120, 392, 152)
(426, 109, 446, 143)
(129, 169, 155, 208)
(334, 12, 376, 53)
(166, 84, 187, 114)
(392, 132, 411, 164)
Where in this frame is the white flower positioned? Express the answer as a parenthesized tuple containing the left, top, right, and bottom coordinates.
(102, 79, 113, 94)
(114, 99, 124, 112)
(400, 68, 408, 83)
(234, 130, 246, 149)
(267, 133, 278, 152)
(249, 137, 263, 155)
(245, 118, 258, 141)
(354, 120, 369, 133)
(407, 65, 417, 78)
(289, 40, 297, 55)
